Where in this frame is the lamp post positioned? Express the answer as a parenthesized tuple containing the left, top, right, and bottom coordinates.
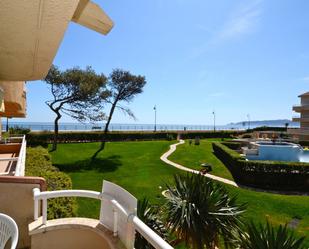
(6, 117, 9, 133)
(212, 111, 216, 132)
(247, 114, 250, 130)
(154, 105, 157, 132)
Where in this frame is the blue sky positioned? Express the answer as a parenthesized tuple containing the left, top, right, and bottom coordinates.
(19, 0, 309, 125)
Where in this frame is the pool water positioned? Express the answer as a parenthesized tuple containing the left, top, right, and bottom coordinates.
(246, 141, 309, 163)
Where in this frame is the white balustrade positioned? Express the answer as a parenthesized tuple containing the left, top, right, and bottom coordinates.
(32, 182, 173, 249)
(14, 135, 27, 176)
(0, 135, 26, 176)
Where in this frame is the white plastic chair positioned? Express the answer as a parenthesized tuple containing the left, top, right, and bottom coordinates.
(0, 213, 18, 249)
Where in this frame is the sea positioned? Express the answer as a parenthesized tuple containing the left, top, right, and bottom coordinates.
(1, 121, 300, 132)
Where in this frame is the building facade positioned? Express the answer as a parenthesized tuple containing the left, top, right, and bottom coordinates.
(290, 92, 309, 141)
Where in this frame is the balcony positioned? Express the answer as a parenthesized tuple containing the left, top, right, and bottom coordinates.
(0, 135, 26, 176)
(29, 181, 173, 249)
(292, 116, 309, 122)
(292, 105, 309, 112)
(287, 128, 309, 136)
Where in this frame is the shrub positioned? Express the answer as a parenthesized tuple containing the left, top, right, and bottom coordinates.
(181, 131, 241, 140)
(247, 126, 287, 132)
(212, 142, 309, 192)
(237, 221, 306, 249)
(299, 141, 309, 147)
(25, 147, 76, 219)
(194, 137, 200, 145)
(166, 133, 175, 141)
(9, 126, 31, 135)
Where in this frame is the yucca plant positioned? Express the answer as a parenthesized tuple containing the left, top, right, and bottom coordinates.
(237, 221, 306, 249)
(164, 173, 246, 249)
(135, 198, 168, 249)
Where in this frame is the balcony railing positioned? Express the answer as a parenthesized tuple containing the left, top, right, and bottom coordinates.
(14, 135, 26, 176)
(32, 182, 173, 249)
(0, 135, 26, 176)
(287, 128, 309, 135)
(293, 105, 309, 112)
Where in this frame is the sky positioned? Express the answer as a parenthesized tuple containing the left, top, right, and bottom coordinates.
(17, 0, 309, 125)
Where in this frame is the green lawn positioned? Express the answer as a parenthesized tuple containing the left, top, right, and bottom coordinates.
(168, 139, 234, 180)
(50, 141, 180, 218)
(169, 139, 309, 242)
(50, 140, 309, 246)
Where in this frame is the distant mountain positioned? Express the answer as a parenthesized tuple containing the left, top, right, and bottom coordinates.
(227, 119, 299, 128)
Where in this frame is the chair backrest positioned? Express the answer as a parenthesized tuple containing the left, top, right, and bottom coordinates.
(0, 213, 18, 249)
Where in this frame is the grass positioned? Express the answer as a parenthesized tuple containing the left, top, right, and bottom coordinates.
(50, 139, 309, 246)
(168, 139, 234, 180)
(50, 141, 180, 218)
(168, 139, 309, 245)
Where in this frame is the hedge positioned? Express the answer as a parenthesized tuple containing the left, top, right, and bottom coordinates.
(246, 126, 287, 132)
(180, 131, 241, 139)
(221, 141, 242, 150)
(212, 142, 309, 192)
(299, 141, 309, 147)
(25, 147, 76, 219)
(26, 131, 242, 146)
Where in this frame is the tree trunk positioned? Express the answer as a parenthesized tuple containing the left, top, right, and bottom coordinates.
(91, 99, 118, 160)
(52, 111, 61, 151)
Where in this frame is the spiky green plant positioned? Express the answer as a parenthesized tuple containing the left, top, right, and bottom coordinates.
(164, 173, 246, 249)
(135, 198, 168, 249)
(237, 221, 306, 249)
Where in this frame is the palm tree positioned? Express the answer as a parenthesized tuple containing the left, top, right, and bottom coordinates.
(135, 198, 168, 249)
(237, 221, 306, 249)
(164, 173, 246, 249)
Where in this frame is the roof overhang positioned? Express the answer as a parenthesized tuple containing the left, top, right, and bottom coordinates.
(0, 0, 113, 81)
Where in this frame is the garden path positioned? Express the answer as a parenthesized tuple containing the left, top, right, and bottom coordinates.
(160, 140, 239, 187)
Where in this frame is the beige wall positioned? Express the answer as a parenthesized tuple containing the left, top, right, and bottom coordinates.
(301, 96, 309, 106)
(0, 81, 26, 117)
(0, 176, 46, 249)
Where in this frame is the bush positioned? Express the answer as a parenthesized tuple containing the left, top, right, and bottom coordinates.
(247, 126, 287, 132)
(299, 141, 309, 147)
(212, 142, 309, 192)
(166, 133, 175, 141)
(194, 136, 200, 145)
(181, 131, 241, 140)
(25, 147, 76, 219)
(9, 125, 31, 135)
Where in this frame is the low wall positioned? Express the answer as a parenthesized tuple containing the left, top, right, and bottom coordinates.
(0, 143, 20, 154)
(0, 176, 46, 248)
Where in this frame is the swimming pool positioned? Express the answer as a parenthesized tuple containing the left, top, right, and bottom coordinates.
(245, 141, 309, 162)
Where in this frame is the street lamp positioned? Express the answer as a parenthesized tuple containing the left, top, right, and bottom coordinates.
(6, 117, 9, 132)
(154, 105, 157, 132)
(212, 111, 216, 132)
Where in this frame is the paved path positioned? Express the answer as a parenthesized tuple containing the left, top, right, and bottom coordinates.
(160, 140, 238, 187)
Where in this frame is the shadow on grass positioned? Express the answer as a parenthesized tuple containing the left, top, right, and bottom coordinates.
(54, 155, 122, 172)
